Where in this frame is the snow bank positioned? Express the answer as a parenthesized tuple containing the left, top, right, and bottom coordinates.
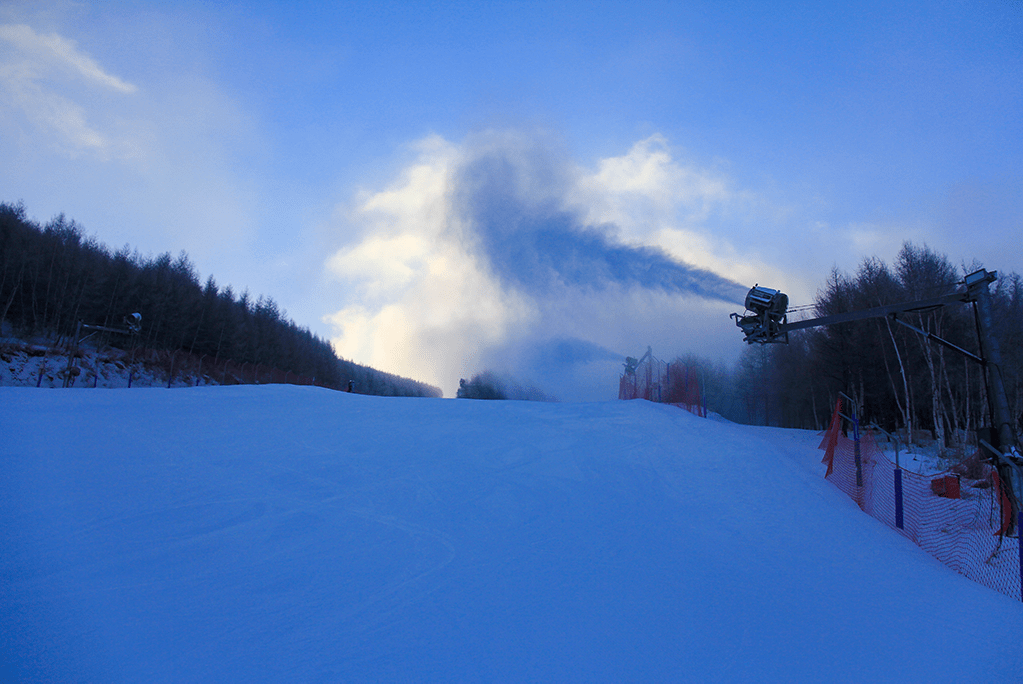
(2, 386, 1021, 682)
(1, 343, 197, 389)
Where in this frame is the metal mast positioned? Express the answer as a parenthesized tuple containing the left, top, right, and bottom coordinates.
(731, 269, 1022, 529)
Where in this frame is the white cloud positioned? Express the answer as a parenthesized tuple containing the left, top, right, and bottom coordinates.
(323, 131, 760, 398)
(0, 15, 265, 301)
(0, 23, 136, 92)
(568, 134, 816, 302)
(572, 134, 733, 233)
(325, 135, 539, 394)
(0, 23, 137, 157)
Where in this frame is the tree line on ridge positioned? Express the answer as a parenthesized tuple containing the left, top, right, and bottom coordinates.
(724, 243, 1022, 454)
(0, 201, 440, 397)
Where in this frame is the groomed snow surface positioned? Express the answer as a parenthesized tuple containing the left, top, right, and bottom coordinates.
(3, 386, 1022, 682)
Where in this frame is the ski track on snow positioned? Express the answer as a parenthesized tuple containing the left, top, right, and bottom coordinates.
(3, 386, 1023, 682)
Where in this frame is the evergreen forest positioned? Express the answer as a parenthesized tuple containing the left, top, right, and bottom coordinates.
(722, 243, 1023, 454)
(0, 201, 441, 397)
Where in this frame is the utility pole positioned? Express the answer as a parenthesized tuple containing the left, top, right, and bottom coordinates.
(965, 271, 1023, 527)
(967, 271, 1016, 457)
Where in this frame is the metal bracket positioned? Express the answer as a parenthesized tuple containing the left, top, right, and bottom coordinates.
(889, 314, 985, 365)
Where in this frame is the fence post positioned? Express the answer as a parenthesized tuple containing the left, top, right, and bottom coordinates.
(837, 392, 863, 487)
(853, 415, 863, 487)
(894, 468, 904, 530)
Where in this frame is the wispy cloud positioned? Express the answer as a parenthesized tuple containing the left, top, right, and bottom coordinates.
(0, 23, 136, 92)
(0, 15, 265, 297)
(324, 131, 753, 399)
(0, 23, 136, 156)
(574, 135, 732, 226)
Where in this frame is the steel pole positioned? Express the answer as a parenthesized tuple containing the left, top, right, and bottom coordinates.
(971, 277, 1017, 452)
(970, 272, 1020, 531)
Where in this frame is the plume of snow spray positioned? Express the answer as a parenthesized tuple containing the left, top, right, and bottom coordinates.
(326, 131, 749, 398)
(453, 149, 748, 305)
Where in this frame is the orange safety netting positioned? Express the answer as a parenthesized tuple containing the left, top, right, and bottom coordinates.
(618, 354, 704, 417)
(819, 400, 1021, 601)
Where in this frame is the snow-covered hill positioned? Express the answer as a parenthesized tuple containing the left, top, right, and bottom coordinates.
(2, 341, 204, 389)
(3, 386, 1022, 682)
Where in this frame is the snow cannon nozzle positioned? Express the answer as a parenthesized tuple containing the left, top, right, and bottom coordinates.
(124, 313, 142, 334)
(731, 284, 789, 344)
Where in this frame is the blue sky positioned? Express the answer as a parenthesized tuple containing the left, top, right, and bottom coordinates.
(2, 1, 1020, 397)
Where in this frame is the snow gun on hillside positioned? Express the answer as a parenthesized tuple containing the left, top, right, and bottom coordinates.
(622, 346, 652, 376)
(729, 286, 789, 344)
(62, 313, 142, 388)
(730, 268, 1023, 534)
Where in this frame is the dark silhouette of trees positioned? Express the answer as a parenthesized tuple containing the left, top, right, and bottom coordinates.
(677, 243, 1021, 445)
(742, 243, 1022, 452)
(0, 201, 441, 397)
(456, 371, 555, 401)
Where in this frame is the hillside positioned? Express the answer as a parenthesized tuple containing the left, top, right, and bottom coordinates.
(0, 337, 441, 397)
(0, 201, 441, 397)
(3, 386, 1022, 681)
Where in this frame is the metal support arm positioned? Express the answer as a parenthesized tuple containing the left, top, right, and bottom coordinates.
(778, 291, 968, 336)
(888, 314, 985, 365)
(731, 268, 1020, 532)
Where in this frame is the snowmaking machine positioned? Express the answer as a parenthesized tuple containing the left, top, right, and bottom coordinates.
(730, 285, 789, 344)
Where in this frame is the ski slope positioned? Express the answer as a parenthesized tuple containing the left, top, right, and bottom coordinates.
(3, 386, 1022, 682)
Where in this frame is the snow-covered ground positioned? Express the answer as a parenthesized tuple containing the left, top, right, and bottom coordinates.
(3, 386, 1022, 682)
(1, 341, 202, 390)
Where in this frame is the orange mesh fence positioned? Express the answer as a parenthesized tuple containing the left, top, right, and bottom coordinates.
(619, 356, 666, 401)
(820, 400, 1021, 601)
(818, 399, 843, 478)
(618, 353, 705, 417)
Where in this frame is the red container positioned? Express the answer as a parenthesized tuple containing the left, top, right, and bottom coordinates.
(930, 475, 961, 499)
